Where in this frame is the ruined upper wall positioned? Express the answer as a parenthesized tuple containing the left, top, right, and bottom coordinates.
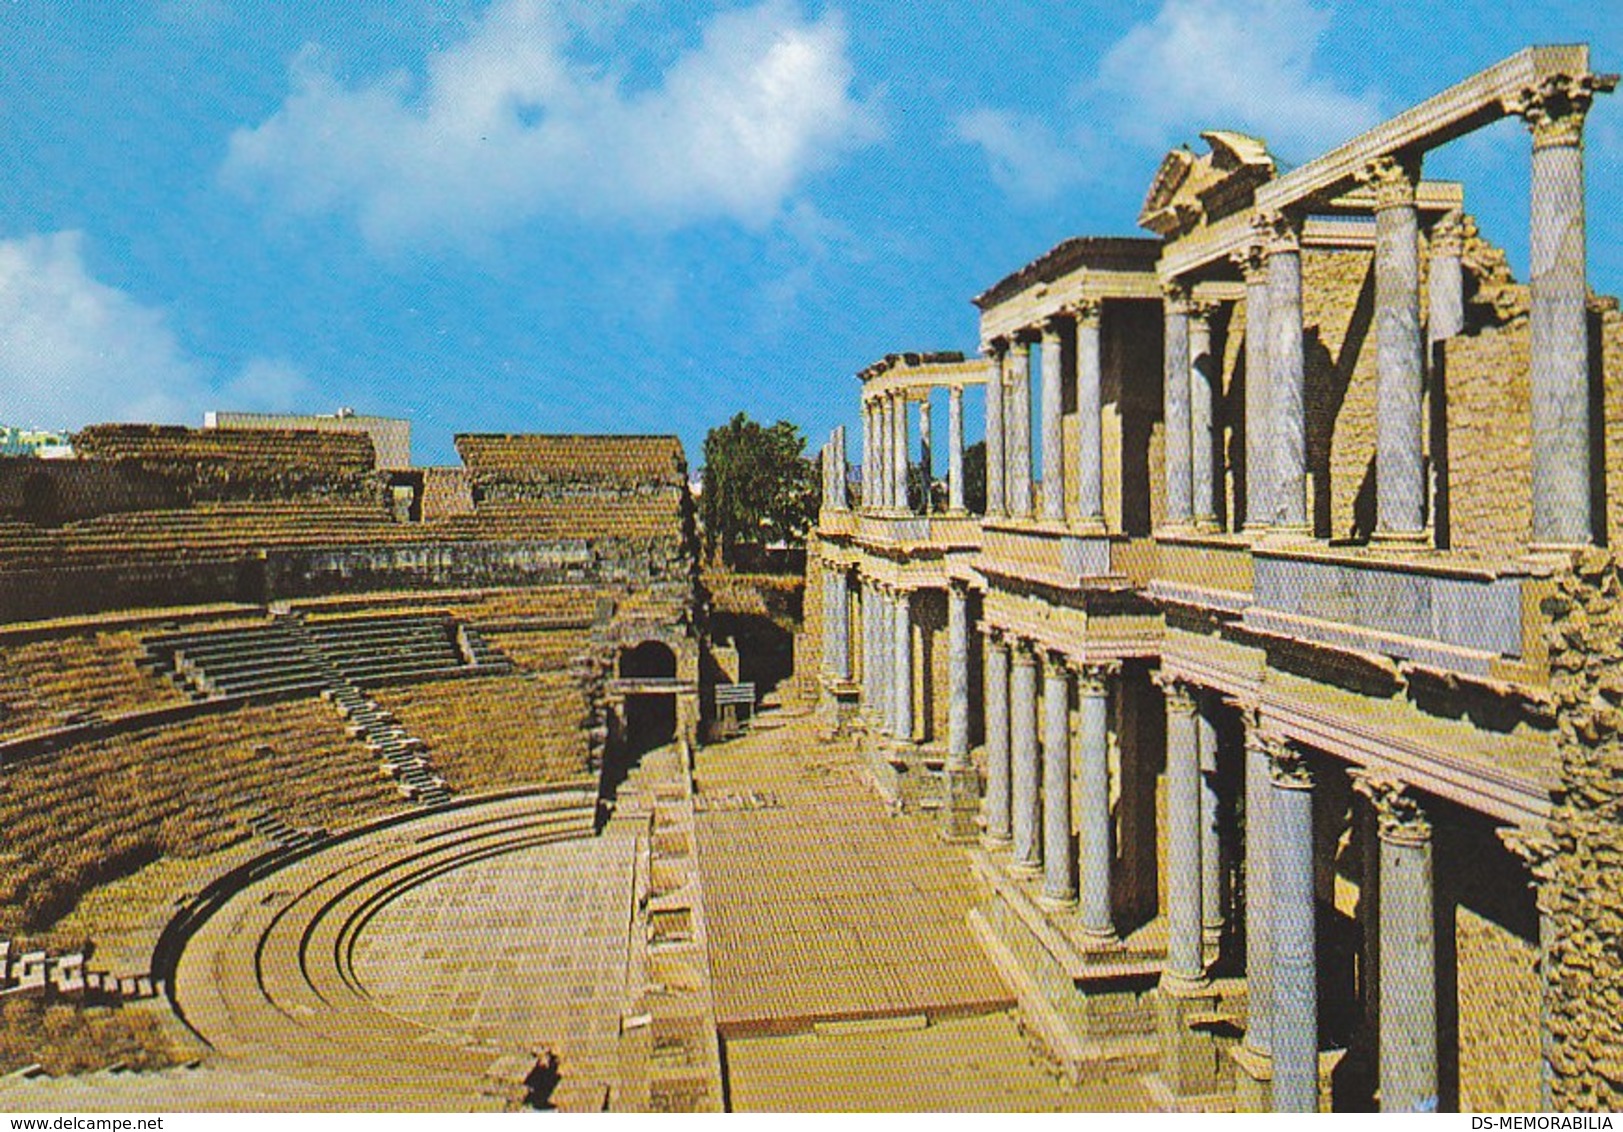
(455, 434, 687, 492)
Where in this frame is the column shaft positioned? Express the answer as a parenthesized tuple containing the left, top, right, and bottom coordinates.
(1040, 324, 1065, 522)
(1428, 212, 1466, 343)
(1370, 158, 1426, 539)
(1164, 682, 1204, 981)
(1008, 342, 1033, 518)
(828, 570, 849, 681)
(919, 397, 933, 512)
(893, 393, 910, 513)
(1378, 798, 1436, 1112)
(1075, 302, 1104, 524)
(1198, 703, 1224, 945)
(1237, 249, 1272, 530)
(891, 589, 912, 741)
(873, 589, 891, 733)
(1243, 731, 1274, 1058)
(860, 404, 872, 511)
(1190, 304, 1219, 529)
(1042, 656, 1075, 903)
(1010, 645, 1041, 870)
(1266, 217, 1308, 531)
(947, 585, 970, 767)
(1078, 670, 1113, 940)
(1525, 98, 1594, 547)
(860, 581, 875, 715)
(985, 347, 1006, 517)
(1270, 750, 1318, 1113)
(1163, 291, 1193, 525)
(983, 635, 1012, 843)
(832, 424, 848, 511)
(948, 385, 966, 512)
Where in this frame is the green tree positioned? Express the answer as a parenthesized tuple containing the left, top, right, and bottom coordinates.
(699, 413, 819, 566)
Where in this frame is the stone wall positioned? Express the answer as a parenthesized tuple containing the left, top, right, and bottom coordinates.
(1542, 549, 1623, 1110)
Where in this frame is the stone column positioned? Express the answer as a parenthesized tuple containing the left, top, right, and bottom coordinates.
(1008, 339, 1033, 518)
(1040, 319, 1066, 522)
(827, 569, 850, 682)
(832, 424, 848, 512)
(1010, 640, 1041, 873)
(985, 342, 1007, 518)
(1242, 723, 1275, 1060)
(1189, 300, 1221, 531)
(1077, 663, 1115, 943)
(860, 403, 872, 511)
(1361, 154, 1427, 542)
(872, 585, 891, 734)
(893, 392, 911, 514)
(1234, 246, 1272, 532)
(1269, 744, 1318, 1113)
(1261, 210, 1308, 534)
(1073, 299, 1105, 528)
(1162, 677, 1205, 985)
(919, 396, 934, 513)
(1508, 72, 1613, 548)
(1163, 283, 1194, 527)
(876, 396, 892, 512)
(891, 587, 912, 742)
(947, 583, 971, 767)
(982, 630, 1012, 845)
(1041, 652, 1075, 905)
(1197, 698, 1224, 947)
(860, 580, 876, 717)
(1428, 210, 1466, 345)
(1357, 778, 1437, 1113)
(948, 385, 966, 513)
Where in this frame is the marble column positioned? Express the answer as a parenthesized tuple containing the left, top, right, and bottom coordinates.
(1510, 72, 1612, 548)
(1077, 664, 1115, 942)
(860, 580, 876, 717)
(1261, 210, 1308, 533)
(860, 403, 873, 511)
(1363, 154, 1427, 542)
(1428, 210, 1466, 345)
(983, 631, 1012, 845)
(1162, 678, 1205, 984)
(1010, 640, 1041, 873)
(877, 396, 893, 512)
(827, 569, 850, 682)
(919, 396, 934, 513)
(1073, 299, 1105, 527)
(948, 385, 966, 513)
(1234, 246, 1272, 531)
(831, 425, 848, 512)
(873, 586, 891, 734)
(1197, 699, 1224, 947)
(1242, 725, 1275, 1059)
(893, 392, 911, 514)
(985, 343, 1007, 518)
(1041, 652, 1075, 905)
(1008, 339, 1034, 518)
(1163, 284, 1194, 527)
(1270, 744, 1318, 1113)
(1363, 779, 1437, 1113)
(947, 583, 970, 767)
(1040, 319, 1066, 522)
(891, 587, 912, 742)
(1189, 301, 1221, 531)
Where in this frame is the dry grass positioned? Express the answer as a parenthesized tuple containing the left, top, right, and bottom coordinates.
(0, 631, 188, 739)
(0, 998, 180, 1076)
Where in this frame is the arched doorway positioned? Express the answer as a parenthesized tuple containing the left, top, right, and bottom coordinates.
(600, 641, 679, 806)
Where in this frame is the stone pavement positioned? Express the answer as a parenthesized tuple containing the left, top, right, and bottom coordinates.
(691, 704, 1012, 1034)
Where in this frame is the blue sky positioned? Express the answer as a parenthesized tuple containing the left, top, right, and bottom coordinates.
(1, 0, 1618, 467)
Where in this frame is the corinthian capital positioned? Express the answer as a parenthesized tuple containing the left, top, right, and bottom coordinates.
(1160, 278, 1192, 314)
(1350, 772, 1431, 845)
(1355, 152, 1421, 210)
(1253, 208, 1302, 256)
(1504, 71, 1619, 148)
(1430, 209, 1465, 257)
(1230, 243, 1270, 283)
(1067, 296, 1104, 328)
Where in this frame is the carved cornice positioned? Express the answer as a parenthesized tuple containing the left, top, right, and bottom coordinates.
(1350, 771, 1433, 845)
(1504, 71, 1619, 148)
(1354, 153, 1421, 211)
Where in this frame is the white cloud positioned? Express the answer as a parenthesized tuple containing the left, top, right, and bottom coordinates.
(219, 356, 315, 412)
(1093, 0, 1381, 157)
(223, 0, 880, 247)
(0, 231, 309, 430)
(955, 108, 1090, 204)
(960, 0, 1383, 202)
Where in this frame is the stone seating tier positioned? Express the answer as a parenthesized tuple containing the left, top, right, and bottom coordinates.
(454, 434, 686, 488)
